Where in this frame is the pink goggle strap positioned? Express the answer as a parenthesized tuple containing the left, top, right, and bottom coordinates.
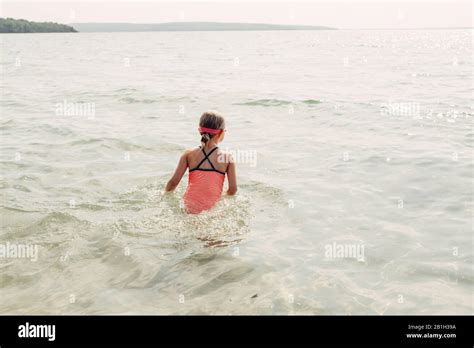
(198, 127, 223, 135)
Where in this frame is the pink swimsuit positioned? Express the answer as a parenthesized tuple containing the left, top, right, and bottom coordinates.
(183, 147, 226, 214)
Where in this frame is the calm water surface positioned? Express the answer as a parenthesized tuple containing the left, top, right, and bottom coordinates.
(0, 30, 472, 314)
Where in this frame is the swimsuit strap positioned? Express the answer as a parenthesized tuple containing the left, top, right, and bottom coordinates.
(194, 146, 219, 170)
(189, 147, 225, 175)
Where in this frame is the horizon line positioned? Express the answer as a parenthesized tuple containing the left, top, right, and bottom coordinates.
(69, 21, 473, 28)
(3, 18, 472, 31)
(69, 21, 473, 31)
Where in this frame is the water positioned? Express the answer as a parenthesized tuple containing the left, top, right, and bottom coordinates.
(0, 30, 472, 314)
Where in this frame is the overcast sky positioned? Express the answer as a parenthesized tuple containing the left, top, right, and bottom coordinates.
(1, 0, 472, 29)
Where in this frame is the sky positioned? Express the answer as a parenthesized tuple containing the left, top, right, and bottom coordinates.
(0, 0, 472, 29)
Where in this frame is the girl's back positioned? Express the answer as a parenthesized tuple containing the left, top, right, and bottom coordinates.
(184, 146, 228, 214)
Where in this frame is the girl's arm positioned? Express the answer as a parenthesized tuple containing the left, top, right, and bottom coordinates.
(226, 156, 237, 195)
(165, 150, 190, 192)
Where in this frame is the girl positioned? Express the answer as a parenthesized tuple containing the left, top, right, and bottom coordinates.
(165, 111, 237, 214)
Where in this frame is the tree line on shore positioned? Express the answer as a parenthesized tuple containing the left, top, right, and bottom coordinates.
(0, 18, 77, 33)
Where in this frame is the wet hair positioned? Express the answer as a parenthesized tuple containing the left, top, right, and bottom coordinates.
(199, 111, 225, 146)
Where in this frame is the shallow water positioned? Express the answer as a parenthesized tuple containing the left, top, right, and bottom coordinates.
(0, 30, 472, 314)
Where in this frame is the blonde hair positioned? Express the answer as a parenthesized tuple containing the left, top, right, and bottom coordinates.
(199, 111, 226, 146)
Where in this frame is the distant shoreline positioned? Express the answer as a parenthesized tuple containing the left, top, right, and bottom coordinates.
(70, 21, 336, 32)
(1, 18, 471, 34)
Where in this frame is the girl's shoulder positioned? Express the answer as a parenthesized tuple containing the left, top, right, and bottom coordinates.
(181, 148, 195, 159)
(184, 148, 197, 155)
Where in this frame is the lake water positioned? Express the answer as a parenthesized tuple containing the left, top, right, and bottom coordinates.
(0, 30, 472, 314)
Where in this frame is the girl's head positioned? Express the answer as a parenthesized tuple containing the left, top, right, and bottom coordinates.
(199, 111, 226, 146)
